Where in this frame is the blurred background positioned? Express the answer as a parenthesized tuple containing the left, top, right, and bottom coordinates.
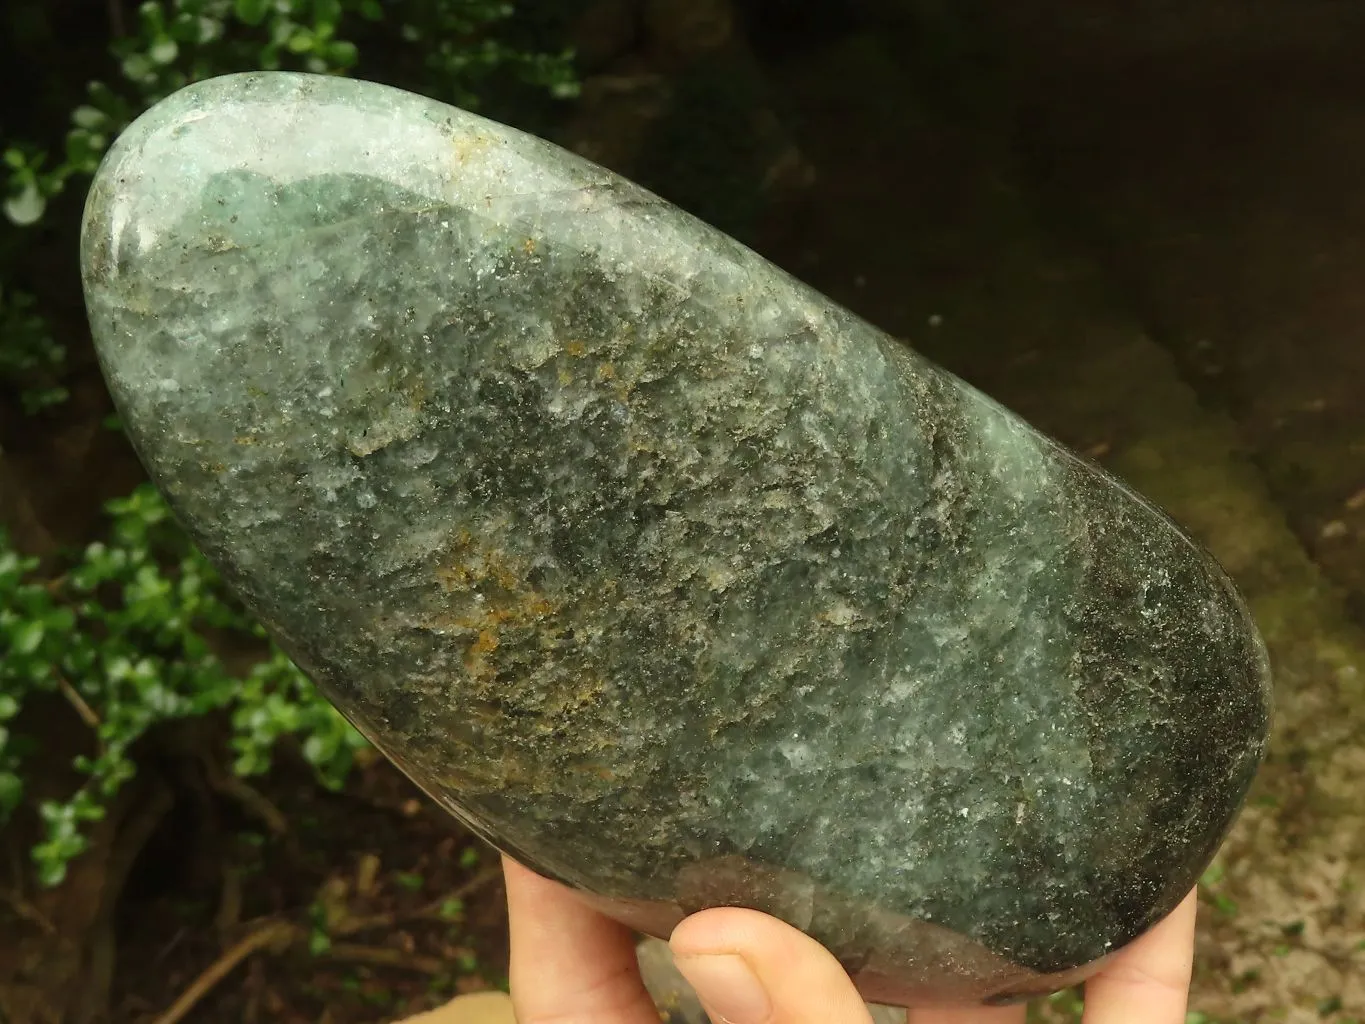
(2, 1, 1364, 1021)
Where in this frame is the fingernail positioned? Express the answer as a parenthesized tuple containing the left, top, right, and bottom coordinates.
(673, 953, 772, 1024)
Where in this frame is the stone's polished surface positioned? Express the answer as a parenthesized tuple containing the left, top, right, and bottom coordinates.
(81, 72, 1272, 1006)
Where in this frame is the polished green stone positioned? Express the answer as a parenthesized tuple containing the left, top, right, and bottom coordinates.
(80, 72, 1272, 1007)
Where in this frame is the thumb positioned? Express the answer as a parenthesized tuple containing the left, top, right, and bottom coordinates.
(670, 908, 876, 1024)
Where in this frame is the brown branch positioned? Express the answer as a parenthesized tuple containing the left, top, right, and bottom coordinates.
(0, 887, 56, 934)
(103, 781, 175, 906)
(151, 920, 299, 1024)
(216, 864, 243, 933)
(333, 865, 503, 936)
(155, 864, 503, 1021)
(326, 943, 446, 973)
(152, 926, 191, 967)
(57, 675, 102, 734)
(85, 781, 176, 1021)
(199, 754, 289, 836)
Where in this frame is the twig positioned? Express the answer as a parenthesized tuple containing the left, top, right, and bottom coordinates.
(150, 920, 298, 1024)
(151, 926, 190, 967)
(200, 754, 289, 836)
(0, 887, 56, 934)
(326, 943, 446, 973)
(242, 958, 265, 1024)
(155, 863, 503, 1021)
(216, 863, 243, 933)
(103, 781, 175, 905)
(333, 865, 503, 936)
(413, 863, 505, 918)
(58, 675, 102, 733)
(85, 781, 175, 1023)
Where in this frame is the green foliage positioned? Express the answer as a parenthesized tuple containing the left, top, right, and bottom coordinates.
(400, 0, 579, 106)
(0, 287, 67, 412)
(0, 485, 368, 885)
(0, 1, 576, 886)
(2, 0, 575, 228)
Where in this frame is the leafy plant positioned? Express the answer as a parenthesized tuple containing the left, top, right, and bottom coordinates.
(2, 0, 576, 228)
(0, 485, 369, 885)
(0, 287, 67, 412)
(0, 1, 577, 886)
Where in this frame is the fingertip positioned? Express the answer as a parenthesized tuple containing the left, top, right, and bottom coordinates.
(1081, 887, 1197, 1024)
(669, 905, 780, 957)
(503, 856, 658, 1024)
(499, 852, 543, 891)
(669, 908, 876, 1024)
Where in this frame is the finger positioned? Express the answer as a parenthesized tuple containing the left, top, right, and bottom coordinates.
(671, 907, 878, 1024)
(908, 1002, 1025, 1024)
(1081, 888, 1198, 1024)
(397, 991, 515, 1024)
(503, 856, 660, 1024)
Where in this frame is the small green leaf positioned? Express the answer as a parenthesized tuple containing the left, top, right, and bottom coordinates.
(196, 14, 225, 43)
(72, 105, 107, 131)
(87, 81, 123, 112)
(0, 772, 22, 815)
(301, 732, 331, 765)
(3, 182, 46, 226)
(438, 898, 464, 920)
(138, 0, 166, 34)
(312, 0, 341, 30)
(233, 0, 271, 26)
(11, 619, 44, 655)
(121, 52, 154, 82)
(149, 37, 180, 64)
(325, 39, 357, 68)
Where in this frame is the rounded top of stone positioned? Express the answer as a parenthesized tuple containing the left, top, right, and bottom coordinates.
(80, 72, 611, 290)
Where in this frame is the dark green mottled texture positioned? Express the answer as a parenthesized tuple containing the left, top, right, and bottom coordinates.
(80, 72, 1271, 1007)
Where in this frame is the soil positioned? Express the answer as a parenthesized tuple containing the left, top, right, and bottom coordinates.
(107, 752, 513, 1024)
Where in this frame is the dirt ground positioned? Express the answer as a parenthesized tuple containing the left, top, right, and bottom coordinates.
(103, 753, 514, 1024)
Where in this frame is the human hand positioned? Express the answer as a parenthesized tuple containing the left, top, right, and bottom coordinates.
(503, 854, 1198, 1024)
